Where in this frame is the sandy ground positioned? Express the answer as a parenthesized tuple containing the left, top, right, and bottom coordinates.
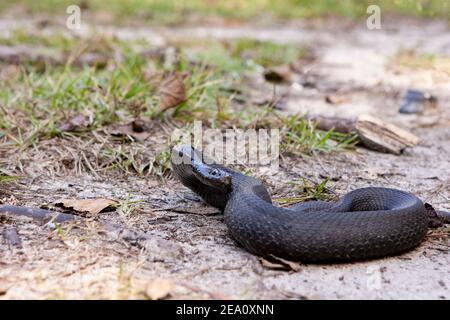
(0, 17, 449, 299)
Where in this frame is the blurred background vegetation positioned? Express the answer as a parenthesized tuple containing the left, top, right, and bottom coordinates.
(0, 0, 448, 24)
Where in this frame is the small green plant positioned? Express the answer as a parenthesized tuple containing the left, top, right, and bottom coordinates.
(275, 178, 334, 206)
(99, 145, 151, 176)
(117, 193, 144, 219)
(149, 148, 172, 178)
(0, 171, 18, 182)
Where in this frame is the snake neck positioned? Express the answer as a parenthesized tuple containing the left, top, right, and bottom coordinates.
(229, 173, 272, 203)
(194, 171, 273, 212)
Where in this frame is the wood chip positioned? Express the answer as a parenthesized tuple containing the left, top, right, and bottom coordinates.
(355, 115, 420, 154)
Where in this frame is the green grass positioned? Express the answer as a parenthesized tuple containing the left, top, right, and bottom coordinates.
(1, 0, 448, 24)
(0, 44, 156, 148)
(148, 147, 172, 178)
(0, 30, 356, 179)
(0, 171, 18, 182)
(281, 115, 357, 155)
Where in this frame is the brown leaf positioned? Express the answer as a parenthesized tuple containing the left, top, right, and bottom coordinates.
(159, 72, 187, 112)
(264, 64, 293, 83)
(260, 255, 301, 272)
(56, 198, 117, 215)
(108, 120, 152, 142)
(58, 115, 88, 132)
(145, 278, 174, 300)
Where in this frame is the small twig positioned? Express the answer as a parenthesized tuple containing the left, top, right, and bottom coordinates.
(0, 204, 75, 223)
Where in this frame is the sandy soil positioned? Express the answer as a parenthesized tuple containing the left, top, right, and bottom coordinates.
(0, 17, 449, 299)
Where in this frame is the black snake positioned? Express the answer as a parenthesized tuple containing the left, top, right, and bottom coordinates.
(171, 144, 431, 262)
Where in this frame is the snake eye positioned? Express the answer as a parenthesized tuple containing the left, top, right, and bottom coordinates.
(210, 169, 219, 176)
(178, 150, 183, 157)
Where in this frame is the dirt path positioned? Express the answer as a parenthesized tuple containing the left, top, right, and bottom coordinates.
(0, 17, 449, 299)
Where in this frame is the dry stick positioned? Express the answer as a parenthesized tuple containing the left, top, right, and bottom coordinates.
(0, 204, 75, 223)
(307, 115, 355, 134)
(306, 114, 420, 154)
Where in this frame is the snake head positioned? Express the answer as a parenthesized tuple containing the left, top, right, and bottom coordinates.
(171, 144, 231, 192)
(191, 163, 231, 192)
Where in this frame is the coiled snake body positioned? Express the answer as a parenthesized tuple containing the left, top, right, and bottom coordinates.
(171, 145, 429, 262)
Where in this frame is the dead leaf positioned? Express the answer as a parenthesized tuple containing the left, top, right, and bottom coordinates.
(145, 278, 174, 300)
(264, 64, 293, 83)
(108, 120, 152, 142)
(58, 115, 88, 132)
(325, 94, 351, 105)
(56, 198, 117, 215)
(158, 72, 187, 112)
(260, 255, 301, 272)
